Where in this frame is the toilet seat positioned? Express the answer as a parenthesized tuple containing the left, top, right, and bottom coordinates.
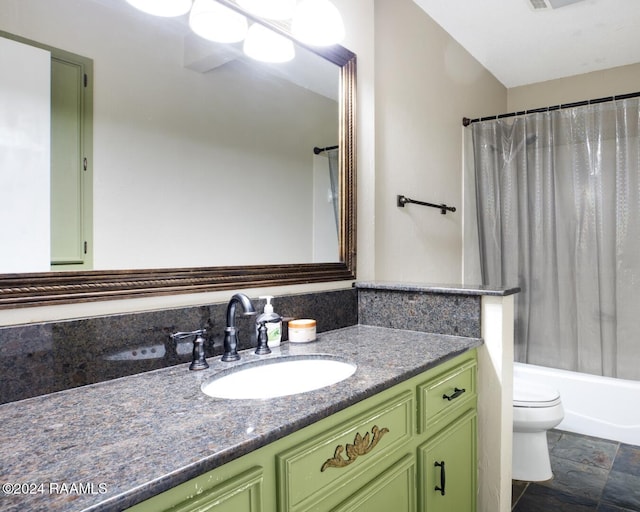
(513, 378, 561, 408)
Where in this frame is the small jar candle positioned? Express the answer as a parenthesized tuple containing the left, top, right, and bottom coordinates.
(288, 319, 317, 343)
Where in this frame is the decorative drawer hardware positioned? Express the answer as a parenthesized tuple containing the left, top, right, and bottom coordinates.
(443, 387, 466, 401)
(320, 425, 389, 471)
(278, 392, 412, 510)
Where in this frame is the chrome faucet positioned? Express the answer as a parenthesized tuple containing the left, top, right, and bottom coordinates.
(222, 293, 257, 361)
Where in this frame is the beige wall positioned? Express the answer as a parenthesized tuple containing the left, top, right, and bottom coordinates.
(373, 0, 506, 283)
(508, 62, 640, 112)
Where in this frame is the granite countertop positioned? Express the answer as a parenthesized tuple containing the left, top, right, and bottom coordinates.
(0, 325, 482, 512)
(355, 281, 521, 296)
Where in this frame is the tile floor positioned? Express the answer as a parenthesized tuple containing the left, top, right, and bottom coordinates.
(512, 430, 640, 511)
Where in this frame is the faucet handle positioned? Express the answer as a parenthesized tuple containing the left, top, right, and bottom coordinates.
(170, 329, 206, 340)
(170, 329, 209, 370)
(189, 331, 209, 371)
(255, 321, 272, 356)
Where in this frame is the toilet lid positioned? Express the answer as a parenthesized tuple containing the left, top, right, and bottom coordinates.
(513, 377, 561, 407)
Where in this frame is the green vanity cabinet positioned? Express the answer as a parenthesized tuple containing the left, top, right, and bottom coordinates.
(417, 353, 478, 512)
(277, 389, 415, 512)
(128, 350, 477, 512)
(419, 410, 477, 512)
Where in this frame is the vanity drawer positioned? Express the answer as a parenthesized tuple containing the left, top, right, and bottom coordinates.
(277, 390, 414, 512)
(418, 356, 477, 433)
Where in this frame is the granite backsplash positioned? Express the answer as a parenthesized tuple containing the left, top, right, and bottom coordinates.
(0, 283, 497, 405)
(357, 288, 481, 338)
(0, 289, 358, 405)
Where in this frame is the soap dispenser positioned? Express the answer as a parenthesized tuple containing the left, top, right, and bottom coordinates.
(256, 295, 282, 347)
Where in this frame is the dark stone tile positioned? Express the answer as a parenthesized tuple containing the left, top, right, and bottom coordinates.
(513, 483, 598, 512)
(601, 470, 640, 511)
(598, 503, 639, 512)
(548, 429, 563, 450)
(543, 455, 609, 501)
(612, 444, 640, 478)
(513, 480, 529, 508)
(551, 431, 619, 470)
(519, 433, 640, 512)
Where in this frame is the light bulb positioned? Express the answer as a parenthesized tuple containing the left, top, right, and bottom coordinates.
(237, 0, 296, 20)
(292, 0, 345, 46)
(125, 0, 192, 17)
(243, 23, 295, 63)
(189, 0, 248, 43)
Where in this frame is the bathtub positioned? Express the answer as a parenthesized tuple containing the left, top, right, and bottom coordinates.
(514, 362, 640, 446)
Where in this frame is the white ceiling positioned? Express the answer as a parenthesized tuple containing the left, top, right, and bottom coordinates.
(412, 0, 640, 88)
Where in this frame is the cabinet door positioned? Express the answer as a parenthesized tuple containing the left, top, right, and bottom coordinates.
(418, 410, 477, 512)
(50, 53, 93, 269)
(333, 455, 416, 512)
(127, 466, 264, 512)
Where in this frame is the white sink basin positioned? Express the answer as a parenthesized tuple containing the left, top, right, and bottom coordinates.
(201, 356, 357, 400)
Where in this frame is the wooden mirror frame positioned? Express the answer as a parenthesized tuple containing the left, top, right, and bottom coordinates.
(0, 11, 356, 309)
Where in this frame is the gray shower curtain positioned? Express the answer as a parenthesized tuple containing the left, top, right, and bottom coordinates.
(468, 98, 640, 380)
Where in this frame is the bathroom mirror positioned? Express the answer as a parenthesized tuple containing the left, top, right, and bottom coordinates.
(0, 0, 356, 308)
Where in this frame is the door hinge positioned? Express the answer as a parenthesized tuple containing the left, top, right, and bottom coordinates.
(84, 241, 88, 254)
(83, 157, 88, 171)
(84, 73, 88, 87)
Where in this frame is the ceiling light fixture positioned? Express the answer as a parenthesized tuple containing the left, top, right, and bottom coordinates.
(243, 23, 295, 63)
(125, 0, 192, 17)
(125, 0, 346, 63)
(189, 0, 248, 43)
(236, 0, 297, 21)
(292, 0, 345, 46)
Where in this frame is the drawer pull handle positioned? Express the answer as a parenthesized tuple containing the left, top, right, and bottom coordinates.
(435, 461, 446, 495)
(442, 387, 465, 401)
(320, 425, 389, 472)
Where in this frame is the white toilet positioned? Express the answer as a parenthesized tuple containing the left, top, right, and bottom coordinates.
(512, 369, 564, 481)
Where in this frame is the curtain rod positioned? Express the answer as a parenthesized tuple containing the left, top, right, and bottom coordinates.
(462, 90, 640, 127)
(313, 145, 339, 154)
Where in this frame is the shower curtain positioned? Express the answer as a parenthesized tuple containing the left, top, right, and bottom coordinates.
(466, 98, 640, 380)
(327, 148, 340, 233)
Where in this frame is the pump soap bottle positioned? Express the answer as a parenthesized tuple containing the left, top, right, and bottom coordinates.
(257, 295, 282, 347)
